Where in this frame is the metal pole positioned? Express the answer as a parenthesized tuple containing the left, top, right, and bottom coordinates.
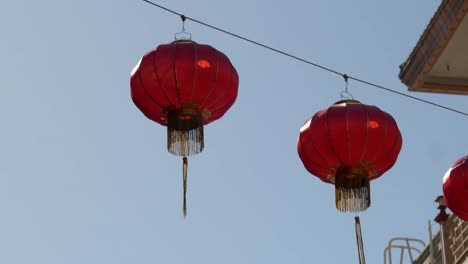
(434, 195, 450, 264)
(429, 220, 435, 264)
(399, 248, 404, 263)
(405, 238, 414, 261)
(440, 225, 447, 264)
(355, 216, 366, 264)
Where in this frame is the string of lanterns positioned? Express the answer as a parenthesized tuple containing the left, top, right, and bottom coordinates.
(130, 4, 467, 264)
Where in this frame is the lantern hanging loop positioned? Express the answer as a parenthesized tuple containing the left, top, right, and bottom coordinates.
(175, 14, 192, 40)
(340, 73, 354, 100)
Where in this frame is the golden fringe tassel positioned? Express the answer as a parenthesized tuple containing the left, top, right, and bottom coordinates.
(336, 186, 370, 212)
(167, 108, 204, 156)
(168, 127, 204, 156)
(335, 168, 370, 212)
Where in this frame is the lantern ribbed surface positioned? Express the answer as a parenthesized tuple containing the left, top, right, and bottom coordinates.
(442, 155, 468, 221)
(297, 100, 402, 212)
(130, 40, 239, 156)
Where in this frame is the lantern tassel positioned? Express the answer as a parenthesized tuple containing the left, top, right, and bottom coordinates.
(335, 168, 370, 212)
(182, 157, 188, 218)
(355, 216, 366, 264)
(167, 108, 204, 157)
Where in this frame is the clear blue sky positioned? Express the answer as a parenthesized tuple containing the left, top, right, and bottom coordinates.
(1, 1, 466, 263)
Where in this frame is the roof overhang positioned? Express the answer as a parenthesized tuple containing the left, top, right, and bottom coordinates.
(399, 0, 468, 95)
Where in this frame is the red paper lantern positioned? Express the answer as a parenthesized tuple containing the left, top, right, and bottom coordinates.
(130, 40, 238, 215)
(442, 155, 468, 221)
(297, 100, 402, 212)
(131, 40, 238, 155)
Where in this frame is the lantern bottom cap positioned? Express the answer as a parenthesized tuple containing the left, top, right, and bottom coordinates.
(334, 168, 370, 212)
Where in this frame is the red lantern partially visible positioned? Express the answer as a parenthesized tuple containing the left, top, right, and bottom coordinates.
(131, 40, 239, 216)
(297, 100, 402, 212)
(442, 155, 468, 221)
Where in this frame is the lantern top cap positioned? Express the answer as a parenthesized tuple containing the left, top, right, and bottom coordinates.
(172, 39, 195, 44)
(334, 99, 361, 105)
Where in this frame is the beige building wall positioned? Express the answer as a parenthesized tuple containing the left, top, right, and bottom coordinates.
(414, 215, 467, 264)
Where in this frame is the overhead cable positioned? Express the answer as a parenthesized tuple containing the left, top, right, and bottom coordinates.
(141, 0, 467, 117)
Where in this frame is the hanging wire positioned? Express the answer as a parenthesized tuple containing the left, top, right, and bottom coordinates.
(141, 0, 468, 117)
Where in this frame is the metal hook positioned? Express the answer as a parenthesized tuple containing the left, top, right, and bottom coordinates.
(343, 74, 349, 83)
(181, 15, 186, 32)
(175, 14, 192, 40)
(340, 74, 354, 100)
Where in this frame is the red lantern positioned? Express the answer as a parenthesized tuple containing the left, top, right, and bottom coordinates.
(297, 100, 402, 212)
(442, 155, 468, 221)
(131, 40, 238, 215)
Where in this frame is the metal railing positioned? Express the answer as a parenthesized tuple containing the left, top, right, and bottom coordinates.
(383, 237, 426, 264)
